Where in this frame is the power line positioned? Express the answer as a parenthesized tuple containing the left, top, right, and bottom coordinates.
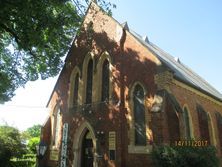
(0, 105, 48, 109)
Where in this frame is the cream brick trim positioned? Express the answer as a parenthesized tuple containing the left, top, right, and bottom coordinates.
(127, 82, 152, 153)
(154, 71, 173, 92)
(68, 66, 81, 109)
(128, 145, 152, 154)
(51, 105, 61, 149)
(72, 121, 98, 167)
(207, 113, 217, 146)
(182, 105, 195, 139)
(172, 79, 222, 106)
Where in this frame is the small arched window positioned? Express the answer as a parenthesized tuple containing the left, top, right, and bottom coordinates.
(86, 59, 93, 104)
(73, 73, 79, 106)
(183, 107, 191, 139)
(101, 59, 109, 102)
(133, 84, 146, 146)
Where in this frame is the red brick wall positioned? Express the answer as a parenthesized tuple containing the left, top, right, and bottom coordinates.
(169, 82, 222, 156)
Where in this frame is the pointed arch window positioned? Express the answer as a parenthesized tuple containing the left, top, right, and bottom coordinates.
(216, 112, 222, 150)
(133, 84, 146, 146)
(86, 59, 93, 104)
(183, 107, 191, 139)
(101, 59, 109, 102)
(73, 73, 79, 106)
(197, 105, 210, 144)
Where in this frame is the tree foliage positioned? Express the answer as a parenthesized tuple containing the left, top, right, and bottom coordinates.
(21, 124, 41, 154)
(27, 137, 40, 154)
(0, 0, 114, 103)
(0, 125, 26, 166)
(23, 124, 41, 138)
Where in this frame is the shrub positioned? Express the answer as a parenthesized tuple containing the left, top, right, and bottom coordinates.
(152, 145, 220, 167)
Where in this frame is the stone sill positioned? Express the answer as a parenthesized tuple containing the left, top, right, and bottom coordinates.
(128, 145, 152, 154)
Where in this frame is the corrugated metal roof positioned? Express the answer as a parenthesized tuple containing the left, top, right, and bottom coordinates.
(129, 29, 222, 101)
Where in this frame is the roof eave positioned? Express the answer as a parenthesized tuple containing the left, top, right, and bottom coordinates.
(174, 75, 222, 102)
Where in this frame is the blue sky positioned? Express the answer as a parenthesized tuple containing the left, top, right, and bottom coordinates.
(110, 0, 222, 93)
(0, 0, 222, 131)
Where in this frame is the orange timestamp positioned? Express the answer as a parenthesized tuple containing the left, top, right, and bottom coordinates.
(175, 140, 208, 147)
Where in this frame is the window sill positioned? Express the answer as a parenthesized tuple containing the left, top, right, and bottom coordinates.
(128, 145, 152, 154)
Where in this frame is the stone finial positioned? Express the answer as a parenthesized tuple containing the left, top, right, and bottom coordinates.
(143, 35, 149, 43)
(174, 57, 180, 63)
(121, 22, 129, 31)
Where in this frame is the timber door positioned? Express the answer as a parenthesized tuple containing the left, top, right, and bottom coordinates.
(81, 130, 94, 167)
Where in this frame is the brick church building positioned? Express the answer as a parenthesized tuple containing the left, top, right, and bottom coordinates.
(41, 2, 222, 167)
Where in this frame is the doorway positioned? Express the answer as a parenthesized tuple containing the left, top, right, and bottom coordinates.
(81, 130, 94, 167)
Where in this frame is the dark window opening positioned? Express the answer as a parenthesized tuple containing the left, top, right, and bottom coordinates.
(183, 107, 191, 139)
(86, 59, 93, 104)
(197, 105, 210, 144)
(101, 59, 109, 102)
(73, 73, 79, 106)
(216, 112, 222, 150)
(133, 84, 146, 146)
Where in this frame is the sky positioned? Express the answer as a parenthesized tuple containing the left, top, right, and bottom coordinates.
(0, 0, 222, 131)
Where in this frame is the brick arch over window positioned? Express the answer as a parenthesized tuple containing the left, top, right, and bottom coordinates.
(82, 53, 95, 104)
(216, 112, 222, 151)
(197, 105, 210, 144)
(182, 105, 193, 139)
(68, 66, 81, 109)
(207, 113, 216, 146)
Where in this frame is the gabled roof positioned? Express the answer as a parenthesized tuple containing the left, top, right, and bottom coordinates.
(46, 2, 222, 107)
(128, 29, 222, 101)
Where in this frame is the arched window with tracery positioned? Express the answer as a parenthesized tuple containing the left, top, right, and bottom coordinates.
(86, 59, 93, 104)
(73, 73, 79, 106)
(101, 59, 109, 102)
(133, 84, 146, 146)
(183, 107, 191, 139)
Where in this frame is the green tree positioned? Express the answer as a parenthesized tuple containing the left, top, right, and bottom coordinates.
(27, 137, 40, 154)
(0, 125, 26, 167)
(0, 0, 114, 103)
(21, 124, 41, 153)
(24, 124, 41, 138)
